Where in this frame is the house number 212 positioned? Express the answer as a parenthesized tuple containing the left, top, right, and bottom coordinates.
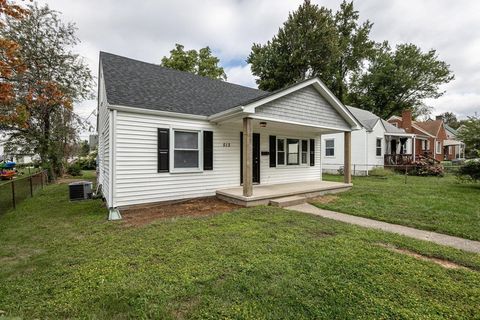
(223, 142, 231, 147)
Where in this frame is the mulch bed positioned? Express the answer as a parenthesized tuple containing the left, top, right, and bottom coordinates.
(120, 197, 241, 227)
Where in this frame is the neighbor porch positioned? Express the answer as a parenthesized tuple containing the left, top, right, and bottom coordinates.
(217, 180, 352, 207)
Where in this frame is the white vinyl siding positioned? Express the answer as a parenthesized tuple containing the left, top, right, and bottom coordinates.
(112, 111, 322, 207)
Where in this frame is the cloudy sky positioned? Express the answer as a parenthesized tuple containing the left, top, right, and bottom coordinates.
(37, 0, 480, 135)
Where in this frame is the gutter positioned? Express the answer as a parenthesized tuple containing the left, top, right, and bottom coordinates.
(107, 104, 208, 121)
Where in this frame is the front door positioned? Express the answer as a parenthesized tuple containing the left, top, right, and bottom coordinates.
(240, 132, 260, 184)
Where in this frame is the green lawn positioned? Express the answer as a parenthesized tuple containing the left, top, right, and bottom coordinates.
(318, 174, 480, 241)
(1, 176, 480, 319)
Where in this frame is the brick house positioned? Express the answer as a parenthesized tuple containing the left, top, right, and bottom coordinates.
(388, 110, 464, 162)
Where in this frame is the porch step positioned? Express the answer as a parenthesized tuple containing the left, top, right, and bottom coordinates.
(270, 195, 307, 208)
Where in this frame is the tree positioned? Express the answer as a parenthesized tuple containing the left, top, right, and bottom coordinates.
(1, 4, 93, 178)
(331, 1, 374, 101)
(457, 115, 480, 158)
(161, 44, 227, 80)
(248, 0, 339, 92)
(0, 0, 29, 127)
(247, 0, 373, 99)
(347, 43, 454, 119)
(439, 112, 459, 128)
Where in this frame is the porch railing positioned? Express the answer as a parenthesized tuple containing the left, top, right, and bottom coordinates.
(384, 154, 414, 165)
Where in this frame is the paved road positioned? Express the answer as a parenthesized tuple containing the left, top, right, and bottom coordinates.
(287, 203, 480, 254)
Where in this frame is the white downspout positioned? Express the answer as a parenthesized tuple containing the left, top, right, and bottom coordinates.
(108, 109, 121, 220)
(365, 130, 369, 176)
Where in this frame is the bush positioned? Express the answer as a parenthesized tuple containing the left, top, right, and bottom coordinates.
(456, 159, 480, 182)
(409, 159, 444, 177)
(369, 167, 394, 177)
(67, 163, 82, 176)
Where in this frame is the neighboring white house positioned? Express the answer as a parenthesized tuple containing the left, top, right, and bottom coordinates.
(0, 132, 35, 164)
(321, 106, 413, 175)
(97, 52, 362, 219)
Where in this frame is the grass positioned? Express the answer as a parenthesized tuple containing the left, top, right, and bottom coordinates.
(318, 174, 480, 241)
(0, 174, 479, 318)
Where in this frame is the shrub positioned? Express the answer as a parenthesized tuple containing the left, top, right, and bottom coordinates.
(456, 159, 480, 182)
(67, 163, 82, 176)
(369, 167, 394, 177)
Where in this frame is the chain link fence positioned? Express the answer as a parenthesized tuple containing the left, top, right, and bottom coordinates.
(0, 170, 48, 215)
(322, 163, 462, 183)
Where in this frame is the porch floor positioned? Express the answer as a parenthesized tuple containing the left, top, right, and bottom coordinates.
(216, 180, 352, 207)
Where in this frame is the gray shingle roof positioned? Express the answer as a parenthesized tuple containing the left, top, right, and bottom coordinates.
(100, 52, 269, 116)
(381, 119, 406, 134)
(346, 106, 380, 131)
(346, 106, 406, 133)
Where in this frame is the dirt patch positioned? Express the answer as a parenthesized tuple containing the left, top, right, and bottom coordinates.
(377, 243, 471, 271)
(309, 229, 336, 239)
(309, 195, 339, 204)
(121, 197, 241, 227)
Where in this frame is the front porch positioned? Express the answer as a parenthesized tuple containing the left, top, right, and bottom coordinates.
(217, 180, 352, 207)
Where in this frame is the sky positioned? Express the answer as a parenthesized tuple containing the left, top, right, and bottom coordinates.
(36, 0, 480, 137)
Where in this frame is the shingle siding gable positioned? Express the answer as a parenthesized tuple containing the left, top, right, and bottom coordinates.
(255, 86, 350, 130)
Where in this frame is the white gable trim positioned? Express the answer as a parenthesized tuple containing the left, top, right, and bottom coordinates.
(242, 78, 361, 129)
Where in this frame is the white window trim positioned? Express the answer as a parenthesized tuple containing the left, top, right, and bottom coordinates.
(324, 138, 335, 158)
(276, 136, 310, 167)
(376, 137, 383, 157)
(170, 128, 203, 173)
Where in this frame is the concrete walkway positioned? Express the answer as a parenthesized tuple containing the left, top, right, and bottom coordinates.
(286, 203, 480, 254)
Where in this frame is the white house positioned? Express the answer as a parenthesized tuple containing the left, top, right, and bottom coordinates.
(0, 132, 35, 164)
(97, 52, 361, 219)
(321, 106, 413, 175)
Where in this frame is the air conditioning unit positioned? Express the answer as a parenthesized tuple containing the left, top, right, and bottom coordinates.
(69, 181, 93, 201)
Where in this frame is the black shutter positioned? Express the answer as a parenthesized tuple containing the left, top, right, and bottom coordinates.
(269, 135, 276, 167)
(309, 139, 315, 166)
(203, 131, 213, 170)
(158, 128, 169, 172)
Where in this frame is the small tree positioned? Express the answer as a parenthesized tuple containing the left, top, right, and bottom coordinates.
(161, 44, 227, 80)
(457, 115, 480, 158)
(456, 160, 480, 183)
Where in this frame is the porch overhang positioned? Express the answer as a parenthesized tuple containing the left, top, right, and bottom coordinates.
(444, 139, 463, 147)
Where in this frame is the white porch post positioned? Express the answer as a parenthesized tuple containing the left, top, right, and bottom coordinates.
(344, 131, 352, 184)
(412, 136, 416, 160)
(242, 117, 253, 197)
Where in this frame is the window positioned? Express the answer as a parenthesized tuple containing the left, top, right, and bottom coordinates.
(276, 137, 309, 166)
(173, 130, 201, 170)
(376, 138, 382, 156)
(277, 139, 285, 165)
(301, 140, 308, 164)
(325, 139, 335, 157)
(436, 141, 442, 154)
(287, 139, 299, 165)
(421, 140, 427, 150)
